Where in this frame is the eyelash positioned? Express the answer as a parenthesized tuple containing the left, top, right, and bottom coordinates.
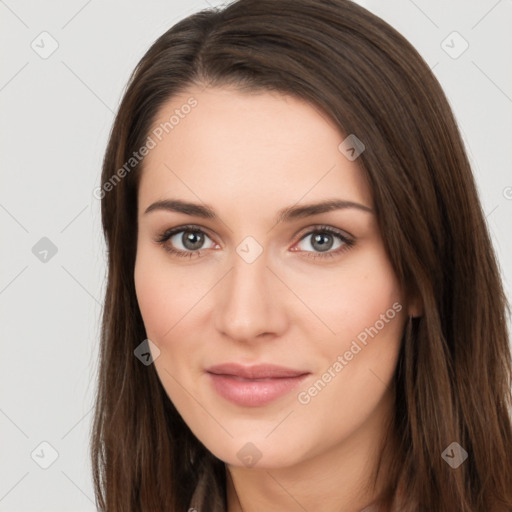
(154, 224, 355, 260)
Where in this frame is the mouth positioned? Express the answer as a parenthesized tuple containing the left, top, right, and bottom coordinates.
(205, 363, 310, 407)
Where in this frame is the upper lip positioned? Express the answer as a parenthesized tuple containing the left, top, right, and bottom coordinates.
(206, 363, 310, 379)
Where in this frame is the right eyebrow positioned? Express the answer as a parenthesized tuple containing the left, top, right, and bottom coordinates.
(144, 199, 216, 218)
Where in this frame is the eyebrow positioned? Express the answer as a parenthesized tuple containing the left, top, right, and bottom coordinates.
(144, 198, 373, 223)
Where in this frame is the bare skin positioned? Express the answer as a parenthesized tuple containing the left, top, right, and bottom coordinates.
(134, 85, 421, 511)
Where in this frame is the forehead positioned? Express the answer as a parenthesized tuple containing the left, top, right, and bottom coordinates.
(138, 86, 372, 213)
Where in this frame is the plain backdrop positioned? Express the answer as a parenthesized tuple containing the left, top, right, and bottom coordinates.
(1, 0, 511, 510)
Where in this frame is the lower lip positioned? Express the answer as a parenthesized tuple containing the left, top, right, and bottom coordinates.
(207, 373, 309, 407)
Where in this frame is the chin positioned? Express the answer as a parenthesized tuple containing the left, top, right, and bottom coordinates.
(201, 433, 310, 470)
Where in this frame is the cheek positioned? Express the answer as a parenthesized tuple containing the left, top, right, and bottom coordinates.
(133, 246, 217, 378)
(343, 271, 402, 342)
(133, 243, 187, 346)
(134, 249, 212, 437)
(296, 286, 404, 455)
(300, 246, 403, 352)
(134, 245, 198, 341)
(134, 257, 166, 340)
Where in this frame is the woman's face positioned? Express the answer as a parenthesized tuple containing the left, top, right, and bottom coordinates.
(134, 85, 409, 469)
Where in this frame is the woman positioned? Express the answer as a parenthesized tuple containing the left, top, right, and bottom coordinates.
(91, 0, 512, 510)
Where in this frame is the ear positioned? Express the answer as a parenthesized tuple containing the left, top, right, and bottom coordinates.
(407, 292, 424, 318)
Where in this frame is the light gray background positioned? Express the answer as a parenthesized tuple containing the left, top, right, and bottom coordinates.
(1, 0, 511, 510)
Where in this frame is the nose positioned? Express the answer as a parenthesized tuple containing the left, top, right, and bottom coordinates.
(213, 249, 289, 344)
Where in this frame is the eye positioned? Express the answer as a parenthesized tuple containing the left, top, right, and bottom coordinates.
(292, 225, 355, 259)
(155, 224, 355, 260)
(155, 225, 217, 259)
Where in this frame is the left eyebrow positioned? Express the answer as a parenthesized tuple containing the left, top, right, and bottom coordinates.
(274, 199, 373, 224)
(143, 198, 373, 222)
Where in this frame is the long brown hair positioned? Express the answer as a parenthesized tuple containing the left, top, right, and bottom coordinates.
(91, 0, 512, 510)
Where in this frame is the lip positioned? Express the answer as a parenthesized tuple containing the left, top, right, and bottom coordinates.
(205, 363, 310, 407)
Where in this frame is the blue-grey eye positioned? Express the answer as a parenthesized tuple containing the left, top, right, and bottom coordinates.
(169, 230, 214, 251)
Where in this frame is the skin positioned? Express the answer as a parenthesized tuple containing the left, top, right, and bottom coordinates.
(134, 85, 421, 512)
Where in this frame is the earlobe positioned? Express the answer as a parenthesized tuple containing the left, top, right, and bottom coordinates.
(407, 294, 424, 318)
